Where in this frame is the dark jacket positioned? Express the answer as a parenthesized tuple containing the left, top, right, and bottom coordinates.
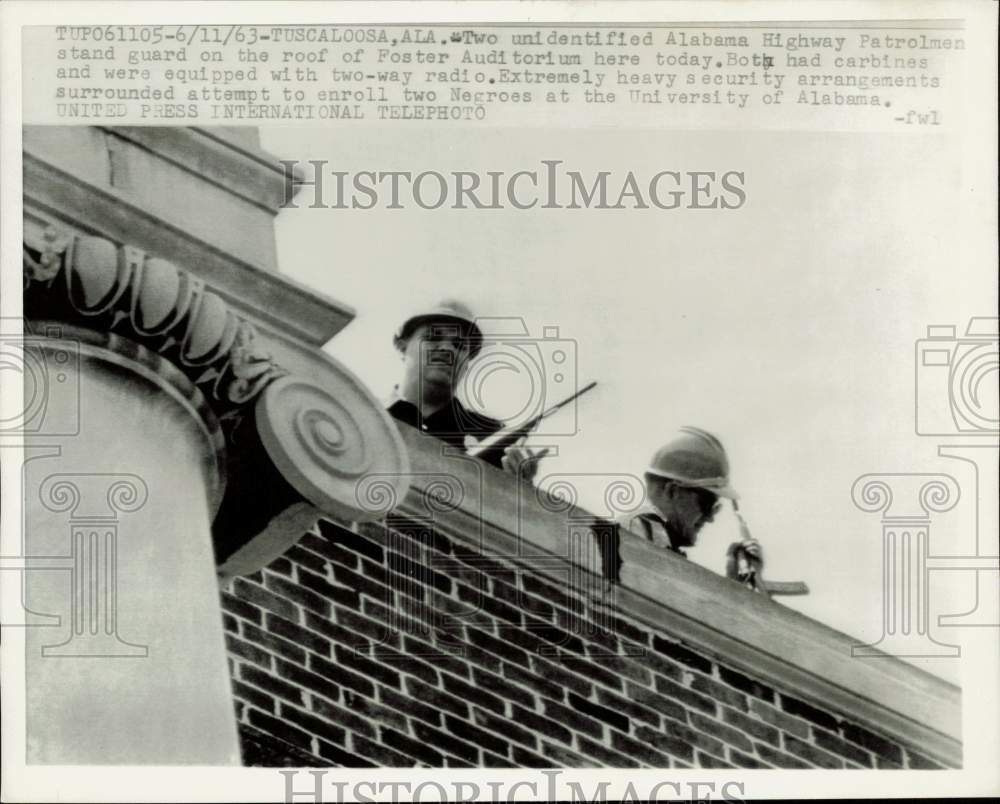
(387, 396, 504, 469)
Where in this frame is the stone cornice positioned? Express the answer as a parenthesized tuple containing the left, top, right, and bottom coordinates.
(101, 127, 297, 215)
(23, 149, 354, 347)
(23, 229, 411, 570)
(390, 424, 962, 767)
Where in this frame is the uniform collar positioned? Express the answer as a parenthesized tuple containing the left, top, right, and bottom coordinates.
(385, 386, 463, 421)
(629, 502, 687, 556)
(383, 385, 405, 409)
(632, 500, 668, 523)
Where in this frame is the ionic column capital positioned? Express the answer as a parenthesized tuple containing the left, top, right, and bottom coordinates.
(24, 228, 410, 573)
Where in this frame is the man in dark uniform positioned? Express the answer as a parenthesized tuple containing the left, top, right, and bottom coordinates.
(387, 300, 543, 481)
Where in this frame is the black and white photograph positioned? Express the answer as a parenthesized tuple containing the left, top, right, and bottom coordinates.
(2, 2, 998, 802)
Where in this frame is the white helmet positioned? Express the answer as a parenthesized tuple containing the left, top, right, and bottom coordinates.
(393, 299, 483, 358)
(645, 426, 739, 500)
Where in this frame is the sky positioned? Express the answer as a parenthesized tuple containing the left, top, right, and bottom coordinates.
(261, 124, 996, 685)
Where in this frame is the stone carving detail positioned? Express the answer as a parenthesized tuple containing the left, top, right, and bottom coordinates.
(23, 229, 288, 419)
(228, 322, 285, 404)
(256, 377, 410, 523)
(25, 227, 413, 572)
(22, 228, 69, 285)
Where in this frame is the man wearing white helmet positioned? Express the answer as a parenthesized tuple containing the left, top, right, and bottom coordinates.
(621, 427, 763, 584)
(387, 300, 544, 481)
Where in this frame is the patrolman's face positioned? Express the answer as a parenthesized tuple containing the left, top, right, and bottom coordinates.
(675, 485, 721, 546)
(403, 321, 472, 395)
(648, 478, 721, 548)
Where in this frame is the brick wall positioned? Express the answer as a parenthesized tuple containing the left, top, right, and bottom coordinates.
(220, 514, 951, 770)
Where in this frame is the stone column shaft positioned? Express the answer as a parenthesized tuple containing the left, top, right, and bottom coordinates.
(24, 329, 238, 764)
